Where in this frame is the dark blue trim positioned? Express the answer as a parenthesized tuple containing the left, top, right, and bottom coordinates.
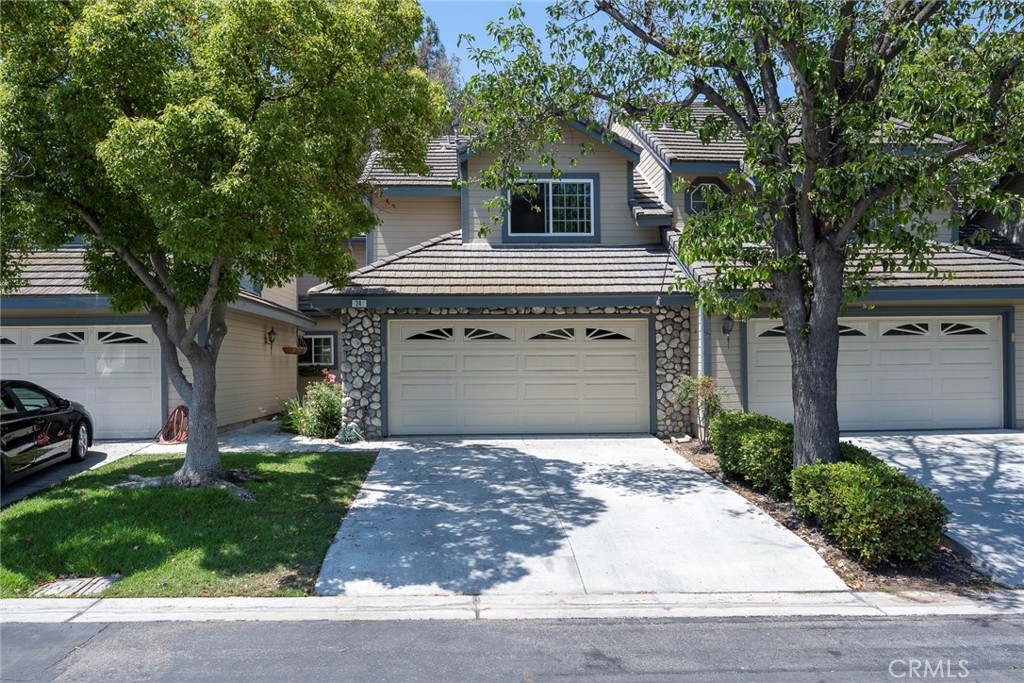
(647, 315, 657, 434)
(862, 286, 1024, 302)
(700, 308, 712, 376)
(0, 314, 150, 325)
(365, 228, 376, 264)
(311, 293, 691, 309)
(564, 120, 641, 162)
(460, 161, 470, 243)
(626, 162, 634, 203)
(670, 161, 740, 175)
(1003, 309, 1016, 428)
(740, 320, 749, 411)
(380, 317, 389, 436)
(346, 236, 367, 245)
(502, 172, 601, 244)
(951, 223, 961, 243)
(664, 169, 672, 206)
(1, 295, 111, 310)
(379, 186, 461, 197)
(635, 215, 673, 227)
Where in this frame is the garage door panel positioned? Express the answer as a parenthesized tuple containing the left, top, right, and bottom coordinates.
(523, 381, 579, 400)
(389, 319, 649, 435)
(463, 381, 518, 400)
(582, 353, 642, 372)
(524, 353, 579, 372)
(396, 382, 456, 400)
(398, 354, 456, 372)
(30, 357, 88, 374)
(463, 353, 517, 372)
(97, 356, 155, 374)
(748, 316, 1002, 430)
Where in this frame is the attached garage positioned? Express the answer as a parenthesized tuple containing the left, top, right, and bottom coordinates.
(387, 319, 651, 435)
(747, 315, 1004, 430)
(0, 325, 162, 439)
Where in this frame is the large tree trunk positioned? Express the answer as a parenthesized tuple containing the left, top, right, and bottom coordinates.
(789, 246, 845, 466)
(171, 350, 225, 486)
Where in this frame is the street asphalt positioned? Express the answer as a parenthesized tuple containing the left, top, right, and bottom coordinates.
(2, 615, 1022, 682)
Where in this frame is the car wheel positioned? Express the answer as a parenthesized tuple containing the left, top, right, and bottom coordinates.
(71, 422, 89, 462)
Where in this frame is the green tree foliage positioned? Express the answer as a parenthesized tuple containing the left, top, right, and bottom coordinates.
(460, 1, 1024, 465)
(1, 0, 442, 491)
(417, 15, 463, 131)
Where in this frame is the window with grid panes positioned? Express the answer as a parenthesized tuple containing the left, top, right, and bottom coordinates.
(509, 179, 593, 235)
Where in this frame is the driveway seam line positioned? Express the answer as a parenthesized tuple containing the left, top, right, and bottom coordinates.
(522, 438, 590, 596)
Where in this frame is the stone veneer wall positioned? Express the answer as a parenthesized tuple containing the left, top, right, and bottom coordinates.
(337, 306, 690, 439)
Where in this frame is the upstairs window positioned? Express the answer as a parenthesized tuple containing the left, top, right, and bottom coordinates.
(685, 178, 728, 215)
(509, 179, 595, 236)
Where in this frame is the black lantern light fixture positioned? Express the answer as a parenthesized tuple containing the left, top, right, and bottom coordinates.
(722, 315, 735, 347)
(265, 327, 277, 348)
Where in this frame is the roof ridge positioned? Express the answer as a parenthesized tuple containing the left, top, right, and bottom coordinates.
(350, 230, 461, 277)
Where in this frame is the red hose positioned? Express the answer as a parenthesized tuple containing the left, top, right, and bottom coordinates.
(157, 405, 189, 444)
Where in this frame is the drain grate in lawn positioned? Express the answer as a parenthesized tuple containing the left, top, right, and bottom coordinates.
(0, 451, 375, 598)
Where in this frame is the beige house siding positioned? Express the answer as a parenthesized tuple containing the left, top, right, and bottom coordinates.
(927, 206, 954, 243)
(612, 123, 666, 202)
(467, 124, 660, 246)
(259, 280, 297, 310)
(705, 312, 745, 412)
(371, 195, 460, 257)
(165, 310, 298, 428)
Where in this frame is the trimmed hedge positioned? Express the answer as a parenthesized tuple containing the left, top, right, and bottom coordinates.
(708, 412, 793, 498)
(792, 460, 949, 567)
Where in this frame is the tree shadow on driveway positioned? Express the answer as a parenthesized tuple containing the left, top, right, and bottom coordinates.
(315, 439, 611, 596)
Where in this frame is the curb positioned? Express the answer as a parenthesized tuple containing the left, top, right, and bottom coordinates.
(2, 590, 1021, 623)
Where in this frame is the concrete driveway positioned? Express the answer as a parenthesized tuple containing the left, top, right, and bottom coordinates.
(315, 436, 846, 597)
(846, 431, 1024, 588)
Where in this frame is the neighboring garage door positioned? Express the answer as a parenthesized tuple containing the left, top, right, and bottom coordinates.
(388, 319, 650, 435)
(0, 326, 162, 439)
(747, 316, 1003, 430)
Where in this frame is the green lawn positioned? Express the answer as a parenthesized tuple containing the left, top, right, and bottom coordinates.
(0, 451, 374, 598)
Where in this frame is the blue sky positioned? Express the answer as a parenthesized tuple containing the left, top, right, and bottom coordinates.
(420, 1, 553, 82)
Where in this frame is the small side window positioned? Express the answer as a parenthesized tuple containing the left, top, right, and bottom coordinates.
(685, 178, 728, 215)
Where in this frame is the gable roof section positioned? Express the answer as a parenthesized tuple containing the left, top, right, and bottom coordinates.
(631, 106, 746, 170)
(309, 231, 686, 300)
(457, 120, 641, 165)
(360, 136, 465, 188)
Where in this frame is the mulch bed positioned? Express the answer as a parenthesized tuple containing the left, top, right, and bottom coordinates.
(667, 438, 1002, 594)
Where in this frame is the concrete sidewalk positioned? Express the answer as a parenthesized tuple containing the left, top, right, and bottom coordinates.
(0, 420, 383, 508)
(2, 590, 1022, 623)
(846, 430, 1024, 588)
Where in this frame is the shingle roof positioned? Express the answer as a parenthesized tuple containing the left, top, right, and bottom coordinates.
(685, 240, 1024, 289)
(310, 231, 684, 297)
(6, 249, 91, 296)
(630, 169, 672, 220)
(632, 106, 747, 165)
(959, 224, 1024, 260)
(360, 136, 466, 187)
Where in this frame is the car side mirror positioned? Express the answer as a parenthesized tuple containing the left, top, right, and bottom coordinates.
(57, 398, 71, 409)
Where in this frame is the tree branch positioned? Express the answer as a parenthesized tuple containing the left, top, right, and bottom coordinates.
(185, 256, 228, 343)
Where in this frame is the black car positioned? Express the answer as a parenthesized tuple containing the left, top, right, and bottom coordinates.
(0, 380, 94, 486)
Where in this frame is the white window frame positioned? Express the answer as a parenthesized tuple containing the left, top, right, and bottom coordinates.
(298, 334, 336, 367)
(508, 178, 595, 236)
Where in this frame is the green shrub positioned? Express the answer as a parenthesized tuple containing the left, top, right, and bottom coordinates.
(709, 412, 784, 475)
(738, 421, 794, 499)
(791, 461, 949, 567)
(280, 378, 344, 438)
(302, 379, 344, 438)
(279, 396, 308, 435)
(838, 441, 876, 465)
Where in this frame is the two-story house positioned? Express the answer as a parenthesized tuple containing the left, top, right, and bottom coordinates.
(309, 116, 1024, 440)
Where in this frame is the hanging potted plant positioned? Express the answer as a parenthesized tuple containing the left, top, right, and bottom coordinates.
(282, 332, 308, 356)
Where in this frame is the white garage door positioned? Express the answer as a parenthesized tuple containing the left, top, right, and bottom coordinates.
(0, 325, 163, 439)
(388, 319, 650, 435)
(747, 316, 1003, 430)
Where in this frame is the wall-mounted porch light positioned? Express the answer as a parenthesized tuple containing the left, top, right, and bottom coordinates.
(265, 327, 277, 348)
(722, 315, 735, 348)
